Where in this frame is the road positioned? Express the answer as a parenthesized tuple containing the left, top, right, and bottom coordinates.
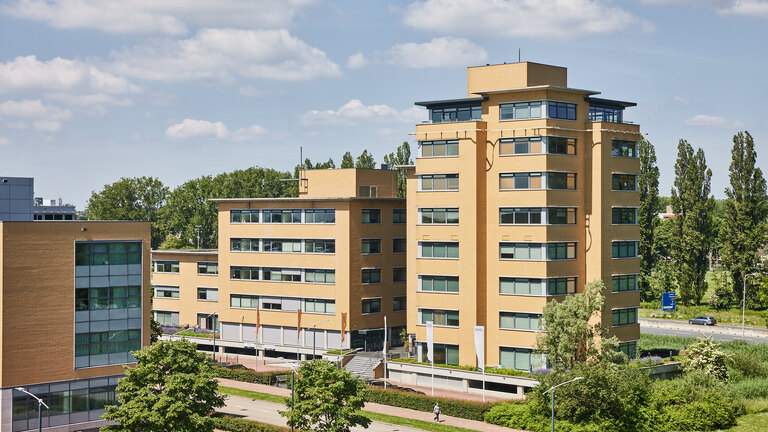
(640, 318, 768, 344)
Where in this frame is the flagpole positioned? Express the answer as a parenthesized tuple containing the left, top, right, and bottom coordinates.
(383, 316, 387, 390)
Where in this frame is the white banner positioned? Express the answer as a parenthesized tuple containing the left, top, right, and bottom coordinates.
(474, 326, 485, 372)
(426, 321, 434, 365)
(383, 316, 387, 360)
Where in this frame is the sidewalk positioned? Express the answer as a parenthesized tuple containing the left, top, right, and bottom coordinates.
(217, 378, 523, 432)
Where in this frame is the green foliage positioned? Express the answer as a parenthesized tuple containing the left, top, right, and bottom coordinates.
(647, 259, 676, 302)
(149, 318, 162, 343)
(340, 151, 354, 168)
(536, 280, 619, 370)
(708, 270, 733, 310)
(670, 139, 716, 305)
(638, 139, 660, 301)
(383, 141, 413, 198)
(101, 339, 225, 432)
(484, 402, 540, 429)
(683, 337, 731, 382)
(211, 414, 289, 432)
(211, 366, 289, 385)
(280, 359, 370, 432)
(355, 149, 376, 169)
(85, 176, 168, 248)
(157, 232, 189, 250)
(391, 357, 531, 377)
(364, 387, 495, 421)
(731, 378, 768, 400)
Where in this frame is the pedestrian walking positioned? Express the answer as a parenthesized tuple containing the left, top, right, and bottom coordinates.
(433, 402, 440, 422)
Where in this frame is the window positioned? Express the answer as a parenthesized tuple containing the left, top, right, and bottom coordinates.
(231, 294, 259, 309)
(420, 275, 459, 293)
(421, 343, 459, 365)
(231, 238, 259, 252)
(500, 208, 543, 224)
(612, 308, 638, 326)
(197, 287, 218, 301)
(419, 242, 459, 259)
(305, 239, 335, 254)
(612, 140, 637, 157)
(547, 136, 576, 155)
(589, 105, 623, 123)
(77, 241, 141, 266)
(305, 209, 335, 223)
(154, 311, 179, 326)
(612, 208, 638, 224)
(262, 297, 282, 310)
(547, 277, 578, 295)
(152, 260, 179, 273)
(420, 140, 459, 157)
(499, 172, 542, 190)
(362, 269, 381, 284)
(548, 208, 577, 224)
(500, 278, 543, 295)
(419, 309, 459, 327)
(393, 296, 406, 312)
(430, 105, 481, 123)
(500, 243, 543, 260)
(77, 285, 141, 311)
(231, 209, 259, 223)
(500, 347, 542, 371)
(197, 262, 218, 275)
(612, 174, 637, 191)
(612, 241, 638, 258)
(263, 268, 301, 282)
(500, 101, 542, 120)
(75, 330, 142, 358)
(362, 239, 381, 254)
(547, 172, 577, 190)
(420, 174, 459, 191)
(263, 209, 301, 223)
(263, 239, 302, 253)
(231, 266, 259, 280)
(547, 242, 577, 260)
(393, 209, 406, 224)
(419, 208, 459, 224)
(362, 209, 381, 224)
(358, 185, 377, 198)
(616, 341, 638, 358)
(304, 269, 335, 283)
(393, 267, 407, 282)
(547, 101, 577, 120)
(362, 298, 381, 314)
(500, 312, 541, 331)
(393, 238, 407, 253)
(499, 137, 542, 155)
(612, 274, 638, 292)
(154, 286, 179, 299)
(304, 298, 335, 314)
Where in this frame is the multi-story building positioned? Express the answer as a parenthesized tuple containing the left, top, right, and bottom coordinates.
(162, 168, 407, 360)
(0, 221, 151, 432)
(406, 62, 641, 370)
(0, 177, 76, 222)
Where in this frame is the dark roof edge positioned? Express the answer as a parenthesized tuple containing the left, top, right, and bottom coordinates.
(585, 97, 637, 108)
(414, 97, 487, 107)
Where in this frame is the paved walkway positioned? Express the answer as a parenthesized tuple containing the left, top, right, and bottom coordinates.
(217, 378, 523, 432)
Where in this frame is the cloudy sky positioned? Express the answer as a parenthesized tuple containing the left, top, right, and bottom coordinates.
(0, 0, 766, 208)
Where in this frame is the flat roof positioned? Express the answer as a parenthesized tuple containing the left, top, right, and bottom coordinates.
(584, 97, 637, 108)
(211, 197, 404, 203)
(471, 85, 599, 96)
(151, 249, 218, 255)
(414, 97, 486, 107)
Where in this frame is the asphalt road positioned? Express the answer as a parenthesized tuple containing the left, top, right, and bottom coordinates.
(640, 320, 768, 344)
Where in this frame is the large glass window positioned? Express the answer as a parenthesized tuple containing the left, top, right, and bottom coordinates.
(548, 277, 577, 295)
(154, 286, 179, 299)
(547, 136, 576, 155)
(421, 343, 459, 365)
(420, 275, 459, 293)
(500, 347, 542, 371)
(362, 269, 381, 284)
(419, 309, 459, 327)
(499, 137, 542, 155)
(197, 261, 218, 275)
(547, 101, 577, 120)
(420, 174, 459, 191)
(197, 287, 218, 301)
(612, 208, 638, 224)
(153, 311, 179, 326)
(305, 209, 336, 223)
(152, 260, 179, 273)
(500, 278, 543, 295)
(612, 140, 637, 158)
(305, 239, 335, 254)
(263, 239, 302, 253)
(362, 239, 381, 254)
(231, 266, 260, 280)
(263, 268, 301, 282)
(616, 341, 638, 358)
(500, 312, 541, 331)
(612, 274, 638, 292)
(612, 241, 639, 258)
(304, 269, 336, 284)
(231, 294, 259, 309)
(420, 139, 459, 157)
(362, 298, 381, 314)
(231, 209, 259, 223)
(500, 243, 542, 260)
(500, 101, 542, 120)
(362, 209, 381, 224)
(589, 105, 623, 123)
(500, 208, 543, 224)
(612, 174, 637, 191)
(499, 172, 542, 190)
(547, 242, 577, 260)
(231, 238, 259, 252)
(393, 209, 407, 224)
(419, 242, 459, 259)
(612, 308, 638, 326)
(419, 208, 459, 224)
(547, 172, 577, 190)
(548, 207, 577, 224)
(304, 298, 335, 314)
(430, 105, 481, 123)
(263, 209, 301, 223)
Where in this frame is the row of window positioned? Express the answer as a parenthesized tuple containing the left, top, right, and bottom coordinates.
(417, 206, 635, 226)
(231, 208, 336, 224)
(418, 308, 636, 329)
(75, 286, 141, 311)
(499, 242, 576, 260)
(76, 242, 141, 266)
(419, 137, 636, 158)
(499, 101, 577, 121)
(232, 238, 336, 254)
(417, 172, 637, 192)
(229, 294, 337, 314)
(152, 260, 219, 275)
(74, 330, 142, 357)
(231, 266, 336, 283)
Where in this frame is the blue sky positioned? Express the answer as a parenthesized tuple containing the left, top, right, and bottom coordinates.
(0, 0, 766, 209)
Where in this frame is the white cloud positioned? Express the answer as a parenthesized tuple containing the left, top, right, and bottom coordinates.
(0, 137, 10, 146)
(685, 114, 743, 128)
(402, 0, 654, 39)
(109, 28, 341, 82)
(1, 0, 315, 35)
(0, 99, 73, 131)
(347, 52, 368, 69)
(239, 86, 265, 98)
(0, 55, 139, 94)
(719, 0, 768, 16)
(165, 119, 267, 141)
(302, 99, 426, 125)
(388, 37, 487, 68)
(672, 96, 690, 105)
(233, 124, 267, 142)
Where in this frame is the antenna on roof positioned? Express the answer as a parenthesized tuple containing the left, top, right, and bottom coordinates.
(280, 146, 306, 184)
(518, 48, 521, 63)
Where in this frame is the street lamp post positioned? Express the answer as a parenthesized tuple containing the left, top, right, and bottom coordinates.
(310, 318, 333, 359)
(15, 387, 49, 432)
(206, 306, 231, 362)
(542, 376, 583, 432)
(743, 272, 761, 339)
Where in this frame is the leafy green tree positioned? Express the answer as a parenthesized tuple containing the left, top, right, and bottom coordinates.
(536, 280, 619, 370)
(719, 131, 768, 307)
(670, 140, 715, 305)
(638, 139, 660, 301)
(340, 151, 354, 168)
(683, 337, 732, 382)
(384, 141, 413, 198)
(654, 218, 674, 259)
(150, 318, 163, 343)
(102, 339, 225, 432)
(85, 177, 168, 248)
(280, 359, 370, 432)
(157, 233, 189, 250)
(355, 150, 376, 169)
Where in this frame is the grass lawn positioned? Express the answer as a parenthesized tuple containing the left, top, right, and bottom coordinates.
(725, 412, 768, 431)
(218, 385, 285, 404)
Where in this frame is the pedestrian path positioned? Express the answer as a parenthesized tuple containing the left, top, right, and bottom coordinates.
(217, 378, 524, 432)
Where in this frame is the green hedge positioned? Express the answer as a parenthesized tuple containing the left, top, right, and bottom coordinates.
(212, 415, 289, 432)
(213, 367, 289, 385)
(364, 387, 497, 421)
(391, 358, 531, 377)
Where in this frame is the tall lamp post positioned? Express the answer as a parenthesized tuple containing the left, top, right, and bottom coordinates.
(206, 306, 231, 362)
(15, 387, 49, 432)
(542, 376, 583, 432)
(743, 272, 761, 339)
(310, 317, 333, 359)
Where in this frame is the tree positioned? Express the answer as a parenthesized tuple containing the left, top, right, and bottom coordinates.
(280, 359, 370, 432)
(340, 152, 354, 168)
(384, 141, 413, 198)
(670, 140, 715, 305)
(536, 280, 619, 370)
(638, 139, 660, 301)
(85, 177, 168, 248)
(355, 150, 376, 169)
(719, 131, 768, 307)
(102, 339, 225, 431)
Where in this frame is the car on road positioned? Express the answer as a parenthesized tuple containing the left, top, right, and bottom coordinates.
(689, 316, 717, 326)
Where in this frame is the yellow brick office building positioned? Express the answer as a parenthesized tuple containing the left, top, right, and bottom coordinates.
(406, 62, 641, 369)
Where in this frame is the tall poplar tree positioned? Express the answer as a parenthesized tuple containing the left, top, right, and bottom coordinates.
(719, 131, 768, 307)
(340, 151, 354, 168)
(637, 138, 660, 301)
(670, 140, 715, 305)
(384, 141, 413, 198)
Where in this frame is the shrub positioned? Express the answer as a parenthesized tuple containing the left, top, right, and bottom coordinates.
(730, 352, 768, 378)
(212, 367, 289, 385)
(731, 377, 768, 400)
(683, 337, 731, 382)
(212, 415, 289, 432)
(364, 387, 496, 421)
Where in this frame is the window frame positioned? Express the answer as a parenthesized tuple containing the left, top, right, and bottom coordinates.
(612, 274, 639, 293)
(419, 139, 460, 158)
(361, 297, 382, 315)
(612, 207, 638, 225)
(418, 241, 459, 259)
(361, 208, 381, 224)
(197, 261, 218, 275)
(361, 268, 382, 284)
(418, 174, 459, 191)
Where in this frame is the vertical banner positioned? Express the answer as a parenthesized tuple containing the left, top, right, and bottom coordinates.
(255, 307, 261, 336)
(297, 309, 302, 345)
(383, 316, 388, 360)
(341, 312, 347, 342)
(474, 326, 485, 372)
(426, 321, 434, 365)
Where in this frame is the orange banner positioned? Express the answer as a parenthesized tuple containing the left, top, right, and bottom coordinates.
(255, 308, 260, 336)
(341, 312, 347, 342)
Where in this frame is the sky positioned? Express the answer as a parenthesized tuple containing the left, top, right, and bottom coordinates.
(0, 0, 766, 209)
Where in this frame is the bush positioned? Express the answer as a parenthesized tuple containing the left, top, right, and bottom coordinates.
(364, 387, 496, 421)
(212, 415, 289, 432)
(731, 377, 768, 400)
(730, 352, 768, 379)
(212, 367, 289, 385)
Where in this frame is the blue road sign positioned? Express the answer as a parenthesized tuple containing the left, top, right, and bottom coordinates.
(662, 292, 676, 311)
